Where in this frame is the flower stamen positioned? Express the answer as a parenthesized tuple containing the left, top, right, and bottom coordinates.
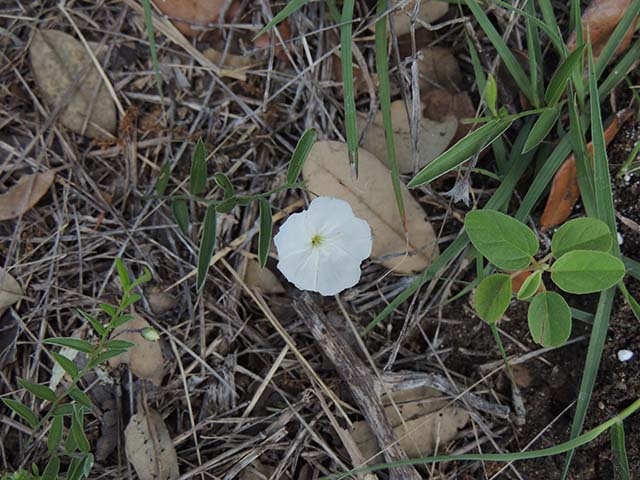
(310, 233, 323, 247)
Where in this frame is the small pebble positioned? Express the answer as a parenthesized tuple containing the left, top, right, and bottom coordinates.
(617, 232, 624, 245)
(624, 174, 631, 183)
(617, 349, 634, 362)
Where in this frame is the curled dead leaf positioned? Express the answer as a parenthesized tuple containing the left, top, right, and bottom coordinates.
(30, 30, 116, 138)
(125, 407, 179, 480)
(108, 314, 164, 386)
(358, 100, 457, 173)
(0, 171, 55, 221)
(418, 47, 462, 91)
(302, 141, 439, 273)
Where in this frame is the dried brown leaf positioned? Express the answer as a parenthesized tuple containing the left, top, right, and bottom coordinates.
(153, 0, 226, 37)
(390, 0, 449, 36)
(424, 89, 476, 143)
(0, 268, 22, 315)
(418, 47, 462, 91)
(108, 314, 164, 386)
(303, 141, 440, 273)
(245, 258, 284, 294)
(30, 30, 116, 138)
(125, 407, 179, 480)
(0, 171, 54, 221)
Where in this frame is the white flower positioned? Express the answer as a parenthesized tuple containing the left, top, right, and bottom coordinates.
(274, 197, 372, 296)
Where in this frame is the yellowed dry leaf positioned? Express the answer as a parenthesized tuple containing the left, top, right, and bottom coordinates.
(0, 171, 54, 221)
(303, 141, 439, 274)
(30, 30, 116, 138)
(358, 101, 457, 174)
(418, 46, 462, 91)
(125, 407, 179, 480)
(0, 268, 22, 317)
(108, 315, 164, 386)
(202, 47, 254, 69)
(352, 387, 468, 460)
(244, 258, 284, 294)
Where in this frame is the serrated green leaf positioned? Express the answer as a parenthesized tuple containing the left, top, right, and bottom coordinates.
(475, 274, 512, 324)
(171, 199, 189, 236)
(258, 199, 272, 269)
(115, 258, 130, 291)
(287, 128, 317, 185)
(214, 173, 234, 199)
(18, 379, 57, 402)
(528, 291, 572, 347)
(48, 415, 64, 452)
(197, 205, 217, 291)
(44, 338, 94, 354)
(465, 210, 538, 270)
(552, 250, 625, 294)
(42, 457, 60, 480)
(522, 105, 560, 154)
(545, 45, 586, 105)
(2, 398, 38, 427)
(68, 388, 92, 409)
(408, 118, 512, 187)
(517, 270, 543, 300)
(551, 217, 613, 258)
(189, 139, 207, 195)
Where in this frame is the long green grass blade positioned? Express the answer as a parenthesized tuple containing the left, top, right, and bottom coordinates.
(611, 420, 630, 480)
(255, 0, 309, 38)
(375, 0, 405, 227)
(522, 105, 560, 154)
(258, 199, 272, 269)
(546, 45, 586, 105)
(524, 0, 542, 107)
(340, 0, 358, 176)
(567, 91, 596, 215)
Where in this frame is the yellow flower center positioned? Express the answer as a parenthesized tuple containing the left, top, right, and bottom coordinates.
(310, 233, 323, 247)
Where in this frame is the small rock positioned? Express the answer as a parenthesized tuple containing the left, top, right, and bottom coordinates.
(617, 349, 634, 362)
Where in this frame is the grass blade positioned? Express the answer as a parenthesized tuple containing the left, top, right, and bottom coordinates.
(522, 105, 560, 154)
(611, 420, 630, 480)
(340, 0, 358, 176)
(524, 0, 542, 107)
(375, 0, 405, 227)
(258, 199, 272, 269)
(189, 139, 207, 196)
(287, 128, 317, 185)
(545, 45, 586, 105)
(196, 205, 217, 291)
(141, 0, 163, 99)
(255, 0, 308, 38)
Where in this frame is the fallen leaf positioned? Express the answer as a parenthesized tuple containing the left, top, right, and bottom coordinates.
(0, 171, 54, 221)
(388, 0, 449, 36)
(303, 141, 440, 273)
(147, 288, 177, 315)
(30, 30, 116, 138)
(358, 100, 457, 174)
(511, 364, 533, 388)
(540, 109, 633, 230)
(153, 0, 227, 37)
(418, 47, 462, 92)
(0, 268, 22, 315)
(424, 89, 476, 143)
(108, 314, 164, 386)
(202, 46, 254, 69)
(351, 387, 468, 460)
(567, 0, 636, 60)
(245, 258, 284, 294)
(0, 312, 19, 369)
(125, 407, 179, 480)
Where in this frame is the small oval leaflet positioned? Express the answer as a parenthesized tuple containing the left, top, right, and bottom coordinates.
(517, 270, 543, 300)
(551, 217, 612, 258)
(465, 210, 539, 270)
(528, 291, 572, 347)
(474, 273, 512, 324)
(551, 250, 625, 294)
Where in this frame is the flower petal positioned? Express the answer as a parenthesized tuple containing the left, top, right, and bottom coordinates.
(273, 211, 310, 260)
(315, 247, 363, 295)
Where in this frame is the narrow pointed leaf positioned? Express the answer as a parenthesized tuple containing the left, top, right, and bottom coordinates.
(545, 45, 586, 105)
(155, 162, 170, 196)
(48, 415, 63, 452)
(77, 309, 105, 336)
(214, 173, 234, 199)
(197, 205, 217, 291)
(19, 379, 57, 402)
(115, 258, 130, 291)
(611, 420, 630, 480)
(258, 199, 272, 268)
(522, 105, 560, 153)
(42, 457, 60, 480)
(171, 199, 189, 236)
(287, 128, 317, 185)
(2, 398, 38, 427)
(44, 338, 93, 354)
(189, 139, 207, 195)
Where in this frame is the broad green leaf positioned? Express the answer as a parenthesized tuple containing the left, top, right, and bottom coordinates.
(287, 128, 316, 185)
(107, 339, 136, 350)
(68, 387, 92, 409)
(44, 338, 94, 354)
(522, 105, 560, 154)
(545, 45, 586, 105)
(408, 118, 512, 187)
(214, 172, 234, 199)
(42, 457, 60, 480)
(258, 199, 272, 269)
(48, 415, 64, 452)
(485, 74, 498, 116)
(474, 274, 512, 324)
(115, 258, 130, 291)
(196, 205, 217, 291)
(171, 199, 189, 236)
(1, 398, 38, 427)
(551, 217, 612, 258)
(189, 139, 207, 195)
(552, 250, 625, 294)
(517, 270, 542, 300)
(155, 162, 170, 196)
(465, 210, 538, 270)
(18, 379, 57, 402)
(77, 309, 105, 336)
(528, 291, 572, 347)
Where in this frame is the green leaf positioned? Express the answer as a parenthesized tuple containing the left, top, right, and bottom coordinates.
(115, 258, 130, 291)
(130, 267, 152, 291)
(611, 420, 630, 480)
(408, 118, 512, 187)
(545, 45, 586, 105)
(485, 74, 498, 116)
(254, 0, 308, 38)
(111, 314, 134, 329)
(99, 303, 117, 317)
(89, 350, 127, 368)
(196, 205, 217, 291)
(214, 173, 234, 199)
(474, 274, 512, 324)
(42, 457, 60, 480)
(189, 139, 207, 195)
(121, 293, 141, 309)
(155, 162, 170, 196)
(1, 398, 38, 427)
(82, 454, 95, 477)
(551, 217, 613, 258)
(340, 0, 358, 176)
(48, 415, 64, 452)
(171, 199, 190, 236)
(44, 338, 94, 354)
(287, 128, 317, 185)
(619, 282, 640, 323)
(67, 457, 83, 480)
(522, 105, 560, 154)
(528, 291, 572, 347)
(517, 270, 542, 300)
(77, 309, 105, 336)
(106, 339, 136, 350)
(71, 407, 90, 453)
(551, 250, 625, 294)
(258, 199, 272, 269)
(215, 197, 237, 214)
(68, 388, 92, 409)
(52, 403, 74, 417)
(18, 379, 57, 402)
(464, 210, 538, 270)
